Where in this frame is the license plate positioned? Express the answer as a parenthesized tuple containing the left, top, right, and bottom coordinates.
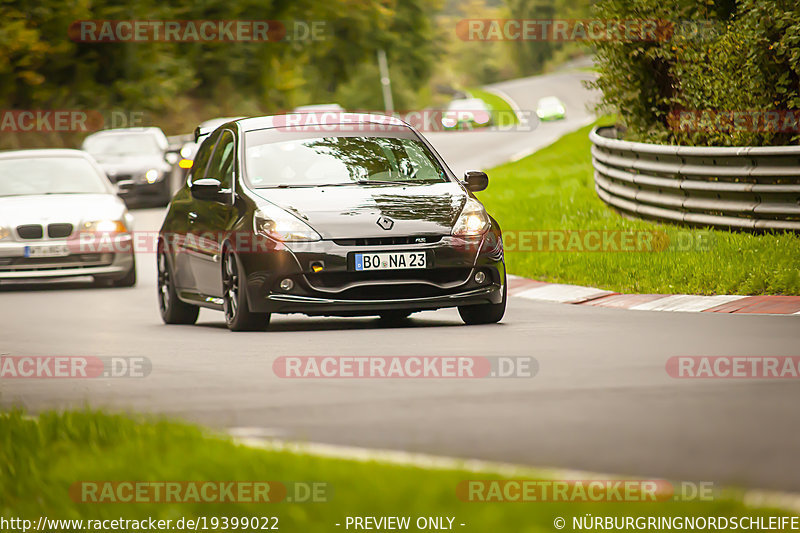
(355, 251, 426, 271)
(24, 245, 70, 258)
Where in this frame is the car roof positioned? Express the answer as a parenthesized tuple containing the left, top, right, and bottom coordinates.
(538, 96, 563, 105)
(0, 148, 94, 160)
(199, 117, 246, 129)
(85, 127, 165, 135)
(292, 103, 345, 112)
(234, 113, 410, 132)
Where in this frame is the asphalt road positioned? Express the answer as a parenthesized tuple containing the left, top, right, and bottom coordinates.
(2, 68, 799, 493)
(426, 67, 599, 176)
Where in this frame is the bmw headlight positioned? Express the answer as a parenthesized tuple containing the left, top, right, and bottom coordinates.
(452, 197, 490, 236)
(254, 205, 321, 242)
(82, 220, 128, 233)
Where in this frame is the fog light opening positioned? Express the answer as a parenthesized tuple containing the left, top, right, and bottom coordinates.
(279, 278, 294, 291)
(474, 271, 486, 284)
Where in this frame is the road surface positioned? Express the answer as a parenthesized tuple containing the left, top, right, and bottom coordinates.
(2, 67, 798, 494)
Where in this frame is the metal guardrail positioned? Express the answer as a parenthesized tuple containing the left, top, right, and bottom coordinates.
(590, 126, 800, 231)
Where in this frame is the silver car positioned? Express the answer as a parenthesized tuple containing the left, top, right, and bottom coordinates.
(0, 149, 136, 286)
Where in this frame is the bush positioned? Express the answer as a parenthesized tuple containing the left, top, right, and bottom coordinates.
(589, 0, 800, 146)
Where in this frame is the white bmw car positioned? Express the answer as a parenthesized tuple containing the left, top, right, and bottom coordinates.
(0, 149, 136, 286)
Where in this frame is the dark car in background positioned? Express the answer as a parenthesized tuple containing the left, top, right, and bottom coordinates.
(175, 117, 247, 185)
(82, 127, 177, 206)
(157, 113, 505, 331)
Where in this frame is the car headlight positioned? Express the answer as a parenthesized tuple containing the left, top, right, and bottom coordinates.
(144, 169, 160, 183)
(441, 116, 457, 128)
(0, 227, 10, 240)
(254, 205, 321, 242)
(82, 220, 128, 233)
(452, 197, 490, 236)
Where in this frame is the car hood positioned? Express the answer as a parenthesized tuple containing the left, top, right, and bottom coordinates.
(90, 153, 169, 176)
(253, 182, 467, 239)
(0, 194, 127, 235)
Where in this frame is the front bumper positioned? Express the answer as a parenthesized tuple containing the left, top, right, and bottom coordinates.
(115, 176, 171, 203)
(234, 228, 505, 316)
(0, 238, 134, 280)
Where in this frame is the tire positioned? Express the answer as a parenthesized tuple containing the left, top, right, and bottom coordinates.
(157, 243, 199, 325)
(222, 247, 270, 332)
(458, 278, 506, 325)
(378, 310, 413, 322)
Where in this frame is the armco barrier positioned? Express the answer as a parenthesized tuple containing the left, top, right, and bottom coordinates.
(590, 126, 800, 231)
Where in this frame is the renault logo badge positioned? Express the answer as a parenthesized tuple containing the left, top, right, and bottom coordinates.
(376, 216, 394, 230)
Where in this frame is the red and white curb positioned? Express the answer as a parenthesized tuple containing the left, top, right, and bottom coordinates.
(508, 275, 800, 315)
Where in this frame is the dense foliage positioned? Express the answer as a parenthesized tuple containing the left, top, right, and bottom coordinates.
(0, 0, 441, 144)
(590, 0, 800, 146)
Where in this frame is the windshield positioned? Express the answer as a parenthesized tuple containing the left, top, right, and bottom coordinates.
(83, 133, 162, 156)
(245, 135, 447, 188)
(0, 157, 108, 197)
(539, 98, 563, 109)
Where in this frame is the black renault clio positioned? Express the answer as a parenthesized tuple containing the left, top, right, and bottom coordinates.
(157, 113, 505, 331)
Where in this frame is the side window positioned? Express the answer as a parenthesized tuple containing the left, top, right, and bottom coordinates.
(205, 130, 235, 190)
(187, 130, 221, 185)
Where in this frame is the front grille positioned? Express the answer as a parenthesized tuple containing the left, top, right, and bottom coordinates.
(305, 267, 471, 291)
(333, 235, 443, 247)
(17, 225, 43, 239)
(336, 284, 451, 300)
(107, 173, 134, 183)
(47, 223, 73, 238)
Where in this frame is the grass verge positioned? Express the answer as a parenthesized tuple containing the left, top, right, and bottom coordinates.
(1, 410, 797, 532)
(477, 121, 800, 295)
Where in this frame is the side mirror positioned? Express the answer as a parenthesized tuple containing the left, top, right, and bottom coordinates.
(463, 171, 488, 192)
(165, 152, 179, 165)
(190, 178, 227, 202)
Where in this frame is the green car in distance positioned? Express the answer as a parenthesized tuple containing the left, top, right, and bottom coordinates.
(536, 96, 566, 121)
